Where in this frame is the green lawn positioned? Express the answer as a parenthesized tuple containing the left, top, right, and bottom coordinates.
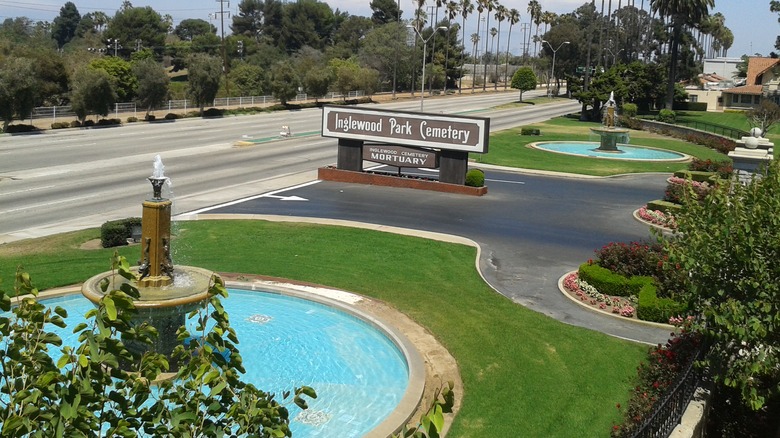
(674, 109, 780, 144)
(472, 116, 730, 175)
(0, 221, 648, 437)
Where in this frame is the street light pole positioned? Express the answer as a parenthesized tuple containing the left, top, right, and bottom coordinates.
(542, 40, 569, 98)
(408, 25, 447, 112)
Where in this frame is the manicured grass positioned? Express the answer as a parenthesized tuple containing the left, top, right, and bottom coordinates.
(674, 110, 780, 144)
(0, 220, 648, 437)
(493, 96, 568, 109)
(472, 117, 730, 176)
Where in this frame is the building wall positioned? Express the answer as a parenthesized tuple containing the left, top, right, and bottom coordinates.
(703, 57, 741, 79)
(685, 90, 723, 111)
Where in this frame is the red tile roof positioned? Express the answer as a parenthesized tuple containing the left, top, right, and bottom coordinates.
(721, 57, 780, 95)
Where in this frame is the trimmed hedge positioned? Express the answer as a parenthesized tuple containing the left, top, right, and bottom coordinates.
(646, 199, 682, 214)
(465, 169, 485, 187)
(657, 109, 676, 124)
(577, 263, 652, 297)
(100, 217, 142, 248)
(673, 170, 718, 182)
(520, 128, 541, 135)
(673, 101, 708, 111)
(636, 283, 688, 323)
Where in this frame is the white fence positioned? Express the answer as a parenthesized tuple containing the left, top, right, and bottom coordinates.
(29, 90, 367, 123)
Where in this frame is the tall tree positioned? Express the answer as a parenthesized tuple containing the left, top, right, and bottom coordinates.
(51, 1, 80, 47)
(481, 0, 495, 91)
(504, 8, 520, 89)
(105, 6, 168, 57)
(527, 0, 542, 56)
(132, 58, 169, 118)
(269, 60, 299, 104)
(186, 54, 222, 114)
(371, 0, 401, 24)
(70, 67, 116, 123)
(458, 0, 474, 93)
(651, 0, 714, 109)
(231, 0, 263, 37)
(444, 1, 460, 92)
(174, 19, 216, 41)
(0, 57, 38, 132)
(494, 5, 507, 90)
(473, 0, 484, 92)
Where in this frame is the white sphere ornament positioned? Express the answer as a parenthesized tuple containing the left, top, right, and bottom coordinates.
(750, 127, 763, 138)
(745, 136, 759, 149)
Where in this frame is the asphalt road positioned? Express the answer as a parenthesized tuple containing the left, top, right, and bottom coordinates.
(200, 167, 673, 345)
(0, 90, 577, 243)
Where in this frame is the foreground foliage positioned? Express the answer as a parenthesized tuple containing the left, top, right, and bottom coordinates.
(666, 159, 780, 410)
(0, 255, 313, 436)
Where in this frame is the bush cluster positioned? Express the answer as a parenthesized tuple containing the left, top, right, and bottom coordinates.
(645, 199, 681, 214)
(51, 121, 70, 129)
(688, 158, 733, 178)
(595, 241, 664, 278)
(663, 176, 713, 204)
(657, 109, 676, 124)
(96, 118, 121, 126)
(684, 133, 736, 154)
(127, 116, 139, 123)
(164, 113, 180, 120)
(621, 103, 638, 118)
(465, 169, 485, 187)
(4, 124, 37, 133)
(520, 127, 541, 135)
(100, 217, 141, 248)
(578, 263, 652, 297)
(636, 284, 688, 323)
(611, 323, 702, 437)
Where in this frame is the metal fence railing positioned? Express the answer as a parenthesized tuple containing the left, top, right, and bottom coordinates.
(630, 347, 705, 438)
(674, 120, 749, 139)
(29, 90, 367, 124)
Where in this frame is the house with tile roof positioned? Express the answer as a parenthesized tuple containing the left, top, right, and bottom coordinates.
(720, 57, 780, 110)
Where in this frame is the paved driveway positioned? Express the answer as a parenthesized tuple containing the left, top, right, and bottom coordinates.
(201, 166, 673, 344)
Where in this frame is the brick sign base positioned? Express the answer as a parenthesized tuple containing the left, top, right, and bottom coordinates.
(318, 167, 488, 196)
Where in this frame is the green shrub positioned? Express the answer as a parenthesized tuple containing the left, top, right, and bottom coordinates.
(51, 121, 70, 129)
(465, 169, 485, 187)
(83, 120, 95, 127)
(657, 109, 676, 124)
(202, 108, 224, 118)
(636, 283, 688, 323)
(145, 115, 156, 121)
(688, 158, 733, 178)
(673, 170, 718, 182)
(100, 217, 142, 248)
(96, 118, 121, 126)
(164, 113, 180, 120)
(70, 120, 81, 128)
(520, 128, 541, 135)
(646, 199, 682, 214)
(577, 263, 651, 297)
(127, 116, 138, 123)
(621, 103, 638, 118)
(4, 124, 37, 133)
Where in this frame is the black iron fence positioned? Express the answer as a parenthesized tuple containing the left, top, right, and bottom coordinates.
(673, 120, 749, 140)
(630, 347, 705, 438)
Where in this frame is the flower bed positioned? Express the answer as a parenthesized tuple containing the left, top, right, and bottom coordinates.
(563, 272, 637, 317)
(637, 206, 677, 229)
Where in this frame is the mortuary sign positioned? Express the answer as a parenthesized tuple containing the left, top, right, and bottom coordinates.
(363, 144, 439, 168)
(322, 105, 489, 153)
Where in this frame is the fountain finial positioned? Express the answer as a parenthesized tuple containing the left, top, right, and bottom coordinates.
(149, 155, 168, 200)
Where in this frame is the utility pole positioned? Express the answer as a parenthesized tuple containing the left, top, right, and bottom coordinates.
(107, 38, 121, 56)
(211, 0, 231, 95)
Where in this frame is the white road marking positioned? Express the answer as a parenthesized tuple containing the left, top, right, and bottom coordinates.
(178, 180, 319, 216)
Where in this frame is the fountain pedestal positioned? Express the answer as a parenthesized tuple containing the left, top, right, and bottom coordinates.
(138, 199, 173, 287)
(591, 127, 631, 152)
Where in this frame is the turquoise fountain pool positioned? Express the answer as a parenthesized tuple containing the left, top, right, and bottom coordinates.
(530, 141, 688, 161)
(5, 288, 411, 437)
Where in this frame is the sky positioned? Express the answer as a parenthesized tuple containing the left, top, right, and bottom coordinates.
(0, 0, 776, 59)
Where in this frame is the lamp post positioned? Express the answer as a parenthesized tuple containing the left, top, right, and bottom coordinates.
(605, 47, 625, 67)
(408, 25, 447, 112)
(542, 40, 569, 98)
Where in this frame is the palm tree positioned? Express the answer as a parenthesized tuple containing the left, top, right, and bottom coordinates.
(471, 32, 481, 90)
(444, 0, 460, 93)
(482, 0, 496, 91)
(494, 5, 507, 90)
(412, 0, 427, 97)
(473, 0, 485, 92)
(458, 0, 474, 93)
(504, 8, 520, 90)
(527, 0, 542, 56)
(651, 0, 714, 109)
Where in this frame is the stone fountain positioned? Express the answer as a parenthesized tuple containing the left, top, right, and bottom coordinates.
(590, 92, 630, 152)
(82, 156, 213, 367)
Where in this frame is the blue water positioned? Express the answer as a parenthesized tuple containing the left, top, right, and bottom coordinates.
(533, 141, 686, 160)
(2, 289, 409, 437)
